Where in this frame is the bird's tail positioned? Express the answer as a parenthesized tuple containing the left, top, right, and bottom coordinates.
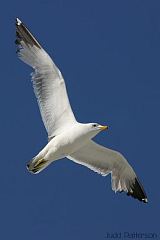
(27, 156, 50, 174)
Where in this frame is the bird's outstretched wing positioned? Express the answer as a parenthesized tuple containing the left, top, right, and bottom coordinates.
(15, 18, 76, 139)
(67, 140, 147, 203)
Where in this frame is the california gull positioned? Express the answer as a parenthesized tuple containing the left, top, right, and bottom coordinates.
(15, 18, 147, 203)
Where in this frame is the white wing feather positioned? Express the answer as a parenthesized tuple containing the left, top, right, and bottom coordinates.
(67, 140, 147, 202)
(16, 18, 76, 138)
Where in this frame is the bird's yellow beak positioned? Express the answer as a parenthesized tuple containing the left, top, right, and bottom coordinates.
(99, 125, 108, 131)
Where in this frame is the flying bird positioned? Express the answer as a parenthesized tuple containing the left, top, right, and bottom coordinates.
(15, 18, 147, 203)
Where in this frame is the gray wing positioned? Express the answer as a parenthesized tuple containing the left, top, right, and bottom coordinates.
(15, 18, 76, 138)
(67, 140, 147, 203)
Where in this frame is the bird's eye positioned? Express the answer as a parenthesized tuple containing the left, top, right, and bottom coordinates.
(92, 124, 97, 127)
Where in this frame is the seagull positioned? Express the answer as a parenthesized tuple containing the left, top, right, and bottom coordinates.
(15, 18, 147, 203)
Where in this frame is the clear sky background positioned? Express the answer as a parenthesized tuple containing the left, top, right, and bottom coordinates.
(0, 0, 160, 239)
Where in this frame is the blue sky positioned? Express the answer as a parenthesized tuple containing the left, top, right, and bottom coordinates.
(1, 0, 160, 239)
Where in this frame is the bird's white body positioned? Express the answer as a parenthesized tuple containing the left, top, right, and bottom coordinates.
(32, 123, 102, 169)
(15, 18, 147, 203)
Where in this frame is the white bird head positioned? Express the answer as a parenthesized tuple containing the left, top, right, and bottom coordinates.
(88, 123, 108, 131)
(75, 122, 108, 140)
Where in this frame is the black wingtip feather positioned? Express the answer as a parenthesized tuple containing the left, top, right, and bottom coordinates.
(15, 18, 41, 49)
(127, 178, 148, 203)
